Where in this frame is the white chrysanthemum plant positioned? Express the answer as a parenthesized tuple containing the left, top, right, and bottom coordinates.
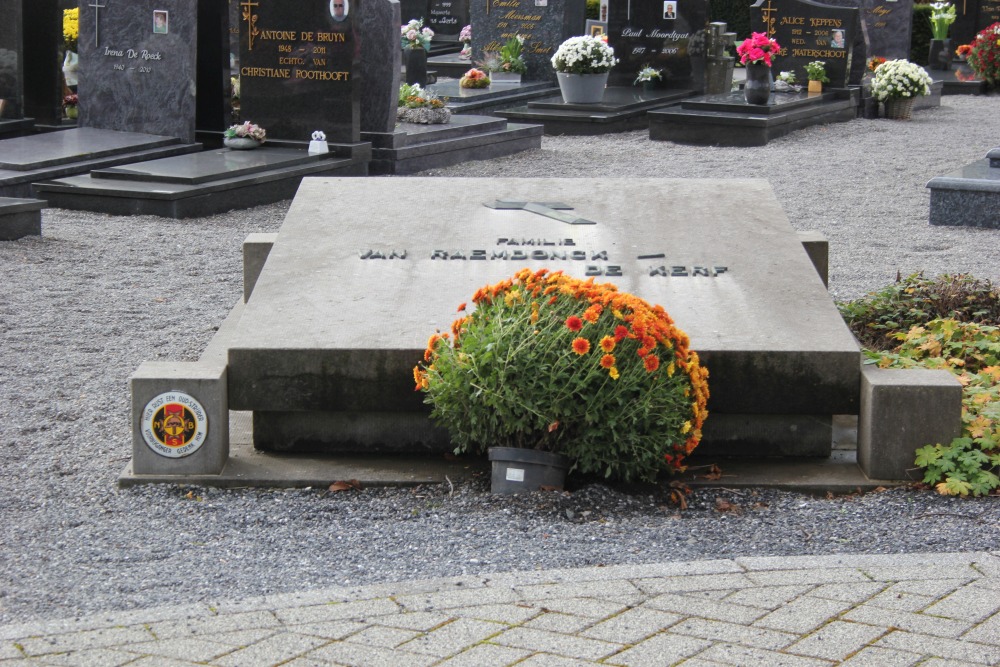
(550, 35, 618, 74)
(869, 59, 933, 101)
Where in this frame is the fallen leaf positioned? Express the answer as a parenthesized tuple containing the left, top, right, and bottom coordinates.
(704, 464, 723, 481)
(715, 497, 738, 512)
(548, 421, 560, 432)
(329, 479, 362, 492)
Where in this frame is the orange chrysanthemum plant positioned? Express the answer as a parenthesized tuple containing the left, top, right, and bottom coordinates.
(413, 268, 709, 483)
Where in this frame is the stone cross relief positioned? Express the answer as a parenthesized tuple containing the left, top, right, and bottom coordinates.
(484, 201, 597, 225)
(88, 0, 108, 46)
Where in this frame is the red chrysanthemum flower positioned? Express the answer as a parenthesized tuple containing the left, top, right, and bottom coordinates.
(565, 316, 583, 331)
(600, 353, 615, 369)
(614, 325, 629, 342)
(572, 337, 590, 355)
(457, 302, 467, 312)
(644, 355, 660, 372)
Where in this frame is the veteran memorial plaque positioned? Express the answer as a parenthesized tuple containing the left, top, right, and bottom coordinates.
(238, 0, 360, 142)
(606, 0, 709, 88)
(751, 0, 860, 87)
(78, 0, 199, 141)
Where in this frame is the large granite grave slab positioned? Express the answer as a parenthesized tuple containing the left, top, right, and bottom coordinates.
(926, 147, 1000, 228)
(648, 89, 857, 146)
(78, 0, 199, 142)
(495, 87, 694, 135)
(0, 127, 200, 197)
(607, 0, 709, 89)
(226, 177, 860, 456)
(32, 145, 369, 218)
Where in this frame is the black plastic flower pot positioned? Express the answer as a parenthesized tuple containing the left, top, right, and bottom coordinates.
(488, 447, 569, 494)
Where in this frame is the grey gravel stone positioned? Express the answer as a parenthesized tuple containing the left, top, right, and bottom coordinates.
(1, 97, 1000, 628)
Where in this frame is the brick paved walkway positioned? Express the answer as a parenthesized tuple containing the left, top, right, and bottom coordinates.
(2, 552, 999, 666)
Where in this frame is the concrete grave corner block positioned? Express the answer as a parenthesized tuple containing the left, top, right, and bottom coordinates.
(129, 361, 229, 476)
(243, 233, 277, 302)
(857, 365, 963, 481)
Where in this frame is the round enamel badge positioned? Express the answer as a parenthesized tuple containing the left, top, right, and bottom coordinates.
(141, 391, 209, 458)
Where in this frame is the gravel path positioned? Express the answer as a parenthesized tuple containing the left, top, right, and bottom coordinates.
(1, 96, 998, 626)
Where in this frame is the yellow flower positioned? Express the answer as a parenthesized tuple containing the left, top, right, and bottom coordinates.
(681, 421, 692, 434)
(609, 367, 620, 380)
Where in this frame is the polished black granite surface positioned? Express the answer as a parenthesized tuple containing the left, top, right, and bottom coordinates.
(0, 128, 178, 171)
(93, 148, 328, 184)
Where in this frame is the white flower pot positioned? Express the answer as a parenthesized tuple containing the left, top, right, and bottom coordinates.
(491, 72, 522, 85)
(556, 72, 608, 104)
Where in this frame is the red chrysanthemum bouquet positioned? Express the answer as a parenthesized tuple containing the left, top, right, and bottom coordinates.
(413, 268, 709, 483)
(967, 22, 1000, 87)
(736, 32, 781, 66)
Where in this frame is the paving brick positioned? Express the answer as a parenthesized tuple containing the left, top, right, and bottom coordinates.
(0, 643, 23, 660)
(32, 647, 140, 666)
(124, 657, 209, 667)
(18, 626, 156, 657)
(843, 604, 972, 638)
(491, 627, 621, 661)
(369, 610, 452, 631)
(579, 608, 682, 645)
(603, 632, 712, 666)
(723, 585, 814, 610)
(634, 574, 756, 595)
(434, 642, 532, 667)
(213, 631, 329, 667)
(523, 612, 595, 634)
(398, 617, 505, 657)
(838, 645, 923, 666)
(526, 598, 627, 620)
(736, 554, 983, 572)
(744, 569, 871, 587)
(341, 625, 421, 648)
(393, 587, 523, 612)
(149, 611, 281, 640)
(864, 589, 935, 612)
(784, 621, 887, 661)
(961, 611, 1000, 645)
(671, 617, 797, 650)
(307, 641, 438, 667)
(679, 590, 737, 602)
(282, 621, 366, 641)
(515, 653, 604, 666)
(918, 659, 994, 667)
(861, 565, 979, 583)
(516, 580, 643, 603)
(120, 637, 235, 663)
(451, 603, 541, 625)
(875, 629, 1000, 664)
(273, 598, 400, 625)
(642, 592, 768, 625)
(753, 596, 854, 634)
(884, 579, 971, 599)
(695, 642, 835, 666)
(923, 582, 1000, 622)
(806, 582, 886, 604)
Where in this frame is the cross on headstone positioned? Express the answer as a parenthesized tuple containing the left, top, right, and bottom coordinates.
(88, 0, 107, 46)
(241, 0, 259, 51)
(484, 201, 598, 225)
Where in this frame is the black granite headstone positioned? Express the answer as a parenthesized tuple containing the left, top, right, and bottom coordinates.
(953, 0, 1000, 46)
(750, 0, 862, 87)
(197, 0, 229, 133)
(858, 0, 913, 60)
(428, 0, 469, 40)
(361, 0, 400, 133)
(607, 0, 710, 88)
(78, 0, 198, 141)
(470, 0, 586, 81)
(400, 0, 430, 23)
(0, 1, 25, 119)
(22, 0, 64, 125)
(238, 0, 361, 143)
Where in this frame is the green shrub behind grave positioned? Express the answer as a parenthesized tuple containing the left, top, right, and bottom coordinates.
(911, 5, 934, 64)
(586, 0, 599, 20)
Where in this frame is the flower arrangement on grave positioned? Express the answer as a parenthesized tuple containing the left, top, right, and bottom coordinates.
(929, 2, 956, 40)
(776, 70, 796, 84)
(459, 25, 472, 59)
(496, 35, 528, 74)
(397, 83, 451, 123)
(869, 58, 933, 100)
(401, 19, 434, 51)
(459, 68, 491, 88)
(955, 43, 973, 59)
(413, 268, 710, 483)
(551, 35, 618, 74)
(735, 32, 781, 66)
(805, 61, 829, 82)
(867, 56, 887, 72)
(62, 94, 78, 119)
(63, 8, 79, 51)
(224, 121, 266, 143)
(967, 22, 1000, 86)
(634, 66, 663, 85)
